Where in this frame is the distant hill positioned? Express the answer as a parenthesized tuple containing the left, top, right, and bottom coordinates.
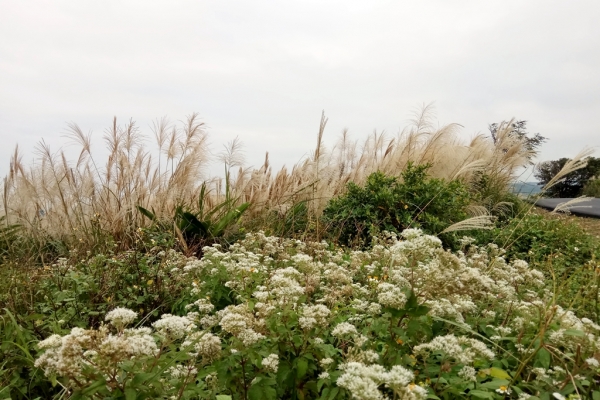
(510, 181, 543, 195)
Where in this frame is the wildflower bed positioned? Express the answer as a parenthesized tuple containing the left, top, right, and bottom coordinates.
(33, 230, 600, 399)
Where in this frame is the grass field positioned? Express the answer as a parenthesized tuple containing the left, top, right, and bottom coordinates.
(1, 116, 599, 400)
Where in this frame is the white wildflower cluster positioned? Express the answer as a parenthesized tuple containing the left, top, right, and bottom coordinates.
(320, 357, 334, 368)
(337, 362, 427, 400)
(261, 353, 279, 373)
(332, 322, 358, 338)
(586, 357, 600, 368)
(182, 331, 221, 362)
(105, 307, 138, 328)
(376, 282, 407, 309)
(168, 364, 197, 379)
(152, 314, 195, 340)
(218, 304, 265, 346)
(269, 267, 305, 305)
(35, 320, 158, 381)
(299, 304, 331, 330)
(186, 298, 215, 314)
(413, 334, 494, 364)
(34, 228, 600, 397)
(457, 365, 477, 382)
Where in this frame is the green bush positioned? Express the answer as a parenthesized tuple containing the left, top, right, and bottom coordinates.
(138, 183, 250, 255)
(583, 177, 600, 197)
(475, 212, 600, 319)
(321, 164, 471, 248)
(494, 214, 597, 266)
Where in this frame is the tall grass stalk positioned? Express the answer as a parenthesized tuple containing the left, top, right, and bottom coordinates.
(1, 109, 534, 251)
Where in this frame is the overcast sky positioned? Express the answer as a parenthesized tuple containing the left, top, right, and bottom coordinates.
(1, 0, 599, 180)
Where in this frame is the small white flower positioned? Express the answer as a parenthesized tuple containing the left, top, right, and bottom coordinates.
(262, 353, 279, 373)
(496, 385, 511, 395)
(586, 357, 600, 368)
(318, 371, 330, 379)
(320, 358, 334, 368)
(105, 307, 137, 327)
(332, 322, 358, 338)
(152, 314, 195, 339)
(458, 366, 476, 382)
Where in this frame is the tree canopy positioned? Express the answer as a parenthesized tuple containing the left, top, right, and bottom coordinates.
(489, 120, 547, 165)
(535, 156, 600, 198)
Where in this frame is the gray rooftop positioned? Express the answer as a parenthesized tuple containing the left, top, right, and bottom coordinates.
(534, 198, 600, 218)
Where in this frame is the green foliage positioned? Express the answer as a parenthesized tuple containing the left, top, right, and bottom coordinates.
(583, 177, 600, 197)
(476, 212, 600, 319)
(270, 200, 310, 238)
(494, 213, 598, 267)
(535, 156, 600, 198)
(322, 164, 471, 247)
(138, 183, 250, 253)
(23, 231, 600, 399)
(0, 309, 58, 399)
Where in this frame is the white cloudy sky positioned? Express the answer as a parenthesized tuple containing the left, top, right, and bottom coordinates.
(1, 0, 599, 179)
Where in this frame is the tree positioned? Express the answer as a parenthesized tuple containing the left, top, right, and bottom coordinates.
(489, 120, 547, 164)
(535, 156, 600, 198)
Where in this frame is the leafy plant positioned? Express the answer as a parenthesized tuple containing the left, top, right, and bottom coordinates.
(582, 176, 600, 197)
(321, 164, 471, 247)
(476, 211, 600, 319)
(30, 230, 600, 399)
(138, 183, 250, 253)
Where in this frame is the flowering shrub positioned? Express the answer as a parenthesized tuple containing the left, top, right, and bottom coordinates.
(34, 230, 600, 399)
(477, 212, 600, 319)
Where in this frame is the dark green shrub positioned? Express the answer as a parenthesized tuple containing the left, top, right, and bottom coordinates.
(583, 177, 600, 197)
(138, 182, 250, 255)
(321, 164, 471, 248)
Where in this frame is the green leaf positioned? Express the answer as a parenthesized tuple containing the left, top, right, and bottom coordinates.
(132, 372, 155, 386)
(489, 367, 511, 380)
(296, 357, 309, 380)
(136, 206, 156, 221)
(79, 377, 108, 396)
(216, 396, 232, 400)
(479, 379, 509, 390)
(317, 378, 326, 392)
(125, 387, 137, 400)
(327, 387, 340, 400)
(592, 391, 600, 400)
(564, 329, 585, 337)
(248, 378, 277, 400)
(468, 390, 494, 399)
(535, 347, 551, 369)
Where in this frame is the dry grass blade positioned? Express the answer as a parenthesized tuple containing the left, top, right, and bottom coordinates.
(440, 215, 495, 234)
(466, 205, 490, 217)
(0, 108, 534, 247)
(541, 148, 595, 192)
(551, 196, 593, 214)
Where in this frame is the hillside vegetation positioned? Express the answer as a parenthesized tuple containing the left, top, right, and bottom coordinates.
(1, 112, 599, 400)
